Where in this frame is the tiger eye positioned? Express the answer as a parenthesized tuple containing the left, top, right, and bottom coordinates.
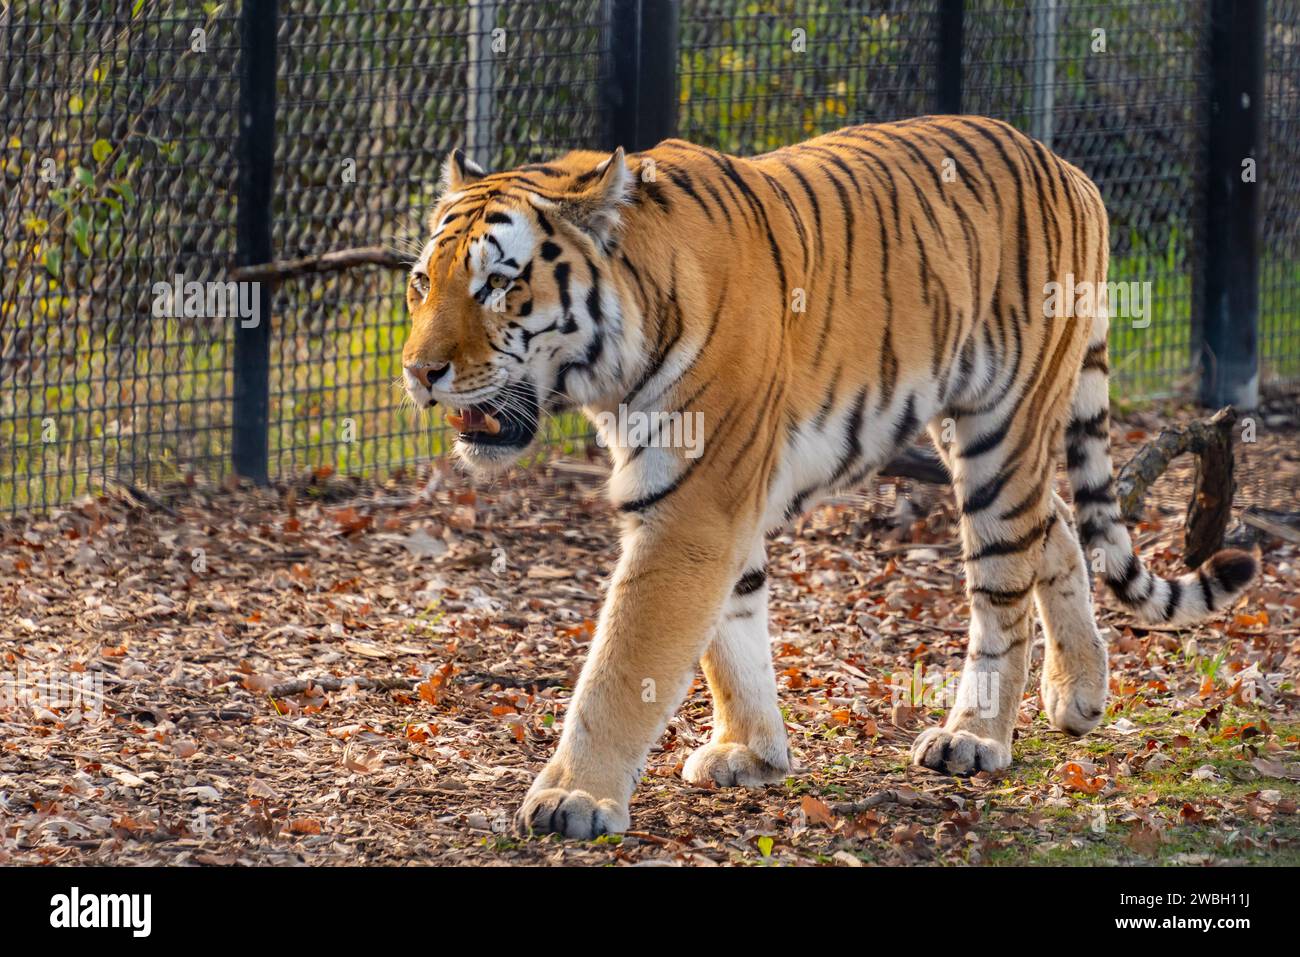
(490, 273, 509, 289)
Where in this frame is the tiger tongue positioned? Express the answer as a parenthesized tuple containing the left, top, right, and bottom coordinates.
(447, 407, 501, 435)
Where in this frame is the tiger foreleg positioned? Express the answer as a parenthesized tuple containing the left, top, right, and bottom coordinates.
(515, 512, 749, 839)
(683, 540, 791, 788)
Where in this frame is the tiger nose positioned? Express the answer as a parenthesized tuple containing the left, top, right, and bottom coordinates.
(407, 361, 450, 389)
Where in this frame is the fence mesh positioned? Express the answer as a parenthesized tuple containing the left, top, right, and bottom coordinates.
(267, 1, 608, 484)
(1, 3, 241, 512)
(1, 0, 1297, 515)
(1263, 0, 1300, 388)
(678, 0, 941, 152)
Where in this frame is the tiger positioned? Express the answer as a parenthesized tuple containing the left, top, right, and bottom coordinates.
(400, 116, 1257, 839)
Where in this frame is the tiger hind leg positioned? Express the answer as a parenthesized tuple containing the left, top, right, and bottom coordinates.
(1035, 491, 1109, 736)
(912, 406, 1062, 775)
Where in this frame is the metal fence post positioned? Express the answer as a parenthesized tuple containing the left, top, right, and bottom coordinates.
(1197, 0, 1263, 409)
(1029, 0, 1057, 147)
(233, 0, 277, 483)
(466, 0, 499, 168)
(603, 0, 679, 152)
(935, 0, 963, 114)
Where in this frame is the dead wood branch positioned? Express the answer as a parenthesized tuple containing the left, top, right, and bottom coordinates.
(230, 245, 407, 284)
(456, 671, 569, 690)
(1240, 507, 1300, 545)
(101, 477, 182, 518)
(1114, 406, 1238, 568)
(264, 670, 566, 699)
(831, 788, 943, 815)
(264, 675, 418, 698)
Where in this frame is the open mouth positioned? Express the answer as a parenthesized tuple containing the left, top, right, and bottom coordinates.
(444, 386, 539, 449)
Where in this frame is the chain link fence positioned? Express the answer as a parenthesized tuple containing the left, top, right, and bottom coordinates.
(1264, 0, 1300, 386)
(2, 0, 1297, 514)
(267, 2, 609, 484)
(678, 1, 940, 152)
(2, 3, 242, 511)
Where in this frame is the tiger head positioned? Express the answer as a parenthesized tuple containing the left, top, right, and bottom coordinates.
(402, 147, 637, 473)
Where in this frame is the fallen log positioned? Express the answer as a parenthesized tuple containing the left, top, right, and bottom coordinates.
(1113, 406, 1238, 568)
(876, 408, 1244, 569)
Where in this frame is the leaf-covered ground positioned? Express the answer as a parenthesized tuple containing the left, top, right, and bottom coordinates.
(1, 405, 1298, 866)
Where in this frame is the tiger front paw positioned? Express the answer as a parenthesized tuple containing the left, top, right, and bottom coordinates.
(682, 740, 790, 788)
(514, 786, 630, 840)
(911, 726, 1011, 776)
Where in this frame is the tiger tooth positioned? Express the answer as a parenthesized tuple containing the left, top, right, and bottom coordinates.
(446, 412, 466, 431)
(482, 411, 502, 435)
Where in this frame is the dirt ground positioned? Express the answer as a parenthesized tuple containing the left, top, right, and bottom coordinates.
(2, 404, 1299, 866)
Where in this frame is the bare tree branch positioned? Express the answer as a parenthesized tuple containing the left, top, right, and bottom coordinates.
(1240, 507, 1300, 545)
(231, 245, 408, 283)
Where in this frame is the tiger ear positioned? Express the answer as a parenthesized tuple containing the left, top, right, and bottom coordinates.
(561, 147, 633, 247)
(440, 149, 486, 192)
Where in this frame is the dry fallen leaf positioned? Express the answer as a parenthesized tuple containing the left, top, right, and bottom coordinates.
(800, 795, 835, 828)
(1252, 758, 1300, 780)
(526, 564, 572, 580)
(344, 640, 391, 660)
(1058, 761, 1106, 794)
